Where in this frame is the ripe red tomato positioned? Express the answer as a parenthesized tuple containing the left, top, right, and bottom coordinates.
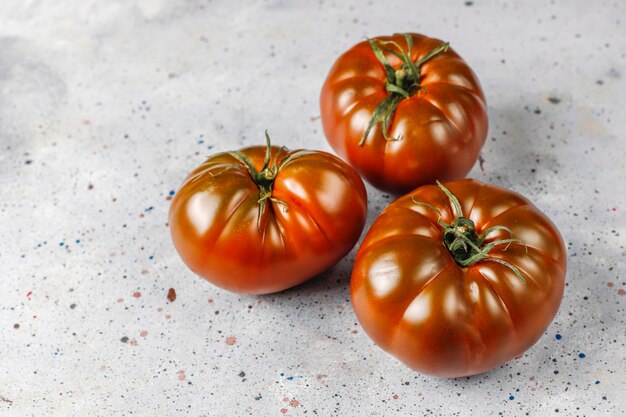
(321, 33, 488, 195)
(169, 134, 368, 294)
(351, 179, 566, 377)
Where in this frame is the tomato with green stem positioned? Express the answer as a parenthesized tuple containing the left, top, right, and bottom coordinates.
(351, 179, 566, 377)
(169, 132, 368, 294)
(321, 33, 488, 195)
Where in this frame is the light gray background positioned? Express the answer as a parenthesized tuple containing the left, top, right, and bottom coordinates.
(1, 0, 624, 416)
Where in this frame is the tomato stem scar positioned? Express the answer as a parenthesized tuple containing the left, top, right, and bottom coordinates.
(226, 131, 309, 231)
(360, 34, 449, 146)
(412, 181, 528, 284)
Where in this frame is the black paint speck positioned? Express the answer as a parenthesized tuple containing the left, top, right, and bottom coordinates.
(548, 97, 561, 104)
(238, 371, 246, 378)
(465, 1, 473, 5)
(120, 336, 129, 343)
(25, 160, 33, 165)
(69, 303, 76, 309)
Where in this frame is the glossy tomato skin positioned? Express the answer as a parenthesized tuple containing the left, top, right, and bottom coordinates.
(351, 179, 566, 377)
(321, 33, 488, 195)
(169, 146, 367, 295)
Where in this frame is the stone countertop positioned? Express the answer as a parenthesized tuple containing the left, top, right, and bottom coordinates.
(0, 0, 624, 415)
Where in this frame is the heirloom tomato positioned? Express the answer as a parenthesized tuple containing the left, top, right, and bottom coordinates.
(351, 179, 566, 377)
(170, 133, 367, 294)
(321, 33, 488, 194)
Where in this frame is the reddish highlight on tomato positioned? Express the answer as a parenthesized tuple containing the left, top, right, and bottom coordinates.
(351, 179, 566, 377)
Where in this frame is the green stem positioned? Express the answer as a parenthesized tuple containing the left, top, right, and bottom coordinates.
(227, 131, 298, 231)
(413, 181, 528, 284)
(360, 34, 450, 146)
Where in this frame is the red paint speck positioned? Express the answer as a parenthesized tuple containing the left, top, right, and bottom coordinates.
(208, 298, 214, 303)
(167, 288, 176, 302)
(157, 307, 163, 312)
(132, 291, 141, 298)
(393, 394, 399, 400)
(351, 329, 358, 334)
(618, 289, 625, 296)
(612, 207, 617, 211)
(289, 399, 299, 408)
(88, 183, 94, 190)
(129, 339, 138, 346)
(26, 291, 32, 300)
(117, 298, 124, 303)
(282, 397, 289, 403)
(280, 409, 288, 414)
(165, 314, 171, 320)
(225, 336, 237, 345)
(177, 370, 186, 381)
(141, 269, 149, 275)
(140, 330, 148, 337)
(608, 282, 614, 288)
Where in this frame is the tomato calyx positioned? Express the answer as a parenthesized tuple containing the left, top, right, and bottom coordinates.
(227, 131, 290, 230)
(360, 34, 449, 146)
(412, 181, 528, 284)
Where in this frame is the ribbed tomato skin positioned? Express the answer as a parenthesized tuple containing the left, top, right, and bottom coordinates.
(351, 179, 566, 377)
(321, 33, 488, 195)
(170, 146, 368, 294)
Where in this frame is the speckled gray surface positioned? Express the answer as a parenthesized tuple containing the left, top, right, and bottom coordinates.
(1, 0, 624, 416)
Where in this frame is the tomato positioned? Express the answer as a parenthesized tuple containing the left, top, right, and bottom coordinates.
(350, 179, 566, 377)
(169, 133, 368, 294)
(320, 33, 488, 195)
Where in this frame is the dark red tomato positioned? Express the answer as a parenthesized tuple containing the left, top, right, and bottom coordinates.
(321, 33, 488, 195)
(351, 179, 566, 377)
(169, 134, 367, 294)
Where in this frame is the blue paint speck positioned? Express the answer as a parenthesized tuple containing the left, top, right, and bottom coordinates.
(149, 255, 154, 260)
(579, 353, 586, 359)
(595, 380, 600, 384)
(555, 333, 562, 340)
(286, 376, 294, 380)
(279, 372, 285, 377)
(169, 190, 175, 196)
(509, 395, 515, 401)
(75, 239, 80, 244)
(144, 206, 154, 212)
(59, 242, 64, 246)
